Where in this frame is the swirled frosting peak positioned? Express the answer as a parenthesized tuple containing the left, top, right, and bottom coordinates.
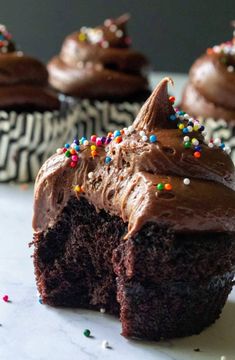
(47, 15, 149, 99)
(33, 78, 235, 237)
(181, 23, 235, 122)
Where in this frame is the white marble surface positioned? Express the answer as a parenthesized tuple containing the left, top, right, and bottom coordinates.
(0, 74, 235, 360)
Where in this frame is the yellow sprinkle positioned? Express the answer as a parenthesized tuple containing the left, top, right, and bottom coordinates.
(178, 124, 184, 130)
(78, 33, 86, 42)
(74, 185, 81, 192)
(193, 125, 199, 131)
(90, 145, 96, 151)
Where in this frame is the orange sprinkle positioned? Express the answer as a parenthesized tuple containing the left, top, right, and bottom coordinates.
(70, 149, 76, 155)
(194, 151, 201, 159)
(207, 48, 213, 55)
(164, 183, 172, 191)
(115, 136, 122, 143)
(91, 150, 98, 157)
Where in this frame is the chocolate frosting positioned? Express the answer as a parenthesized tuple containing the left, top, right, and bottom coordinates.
(47, 15, 149, 100)
(33, 78, 235, 238)
(182, 27, 235, 123)
(0, 25, 59, 111)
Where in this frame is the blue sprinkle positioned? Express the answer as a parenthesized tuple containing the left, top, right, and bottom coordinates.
(199, 126, 205, 131)
(73, 138, 79, 145)
(188, 121, 194, 127)
(74, 145, 80, 152)
(149, 134, 157, 143)
(113, 130, 121, 138)
(105, 156, 112, 164)
(194, 145, 202, 152)
(179, 111, 185, 115)
(38, 297, 43, 304)
(101, 136, 106, 144)
(220, 143, 225, 149)
(80, 137, 87, 144)
(64, 143, 70, 149)
(183, 128, 189, 134)
(169, 114, 176, 121)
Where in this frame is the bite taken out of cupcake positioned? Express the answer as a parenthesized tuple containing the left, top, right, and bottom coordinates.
(0, 24, 73, 183)
(47, 14, 150, 139)
(32, 78, 235, 341)
(181, 22, 235, 162)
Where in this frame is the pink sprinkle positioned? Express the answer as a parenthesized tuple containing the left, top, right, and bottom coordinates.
(90, 135, 97, 143)
(96, 138, 102, 146)
(71, 155, 78, 162)
(3, 295, 9, 302)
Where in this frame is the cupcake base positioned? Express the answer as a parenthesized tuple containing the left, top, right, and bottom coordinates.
(64, 97, 147, 141)
(33, 196, 235, 340)
(0, 103, 75, 183)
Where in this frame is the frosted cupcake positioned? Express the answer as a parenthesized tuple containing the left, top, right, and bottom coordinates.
(181, 23, 235, 162)
(0, 24, 73, 182)
(47, 14, 150, 139)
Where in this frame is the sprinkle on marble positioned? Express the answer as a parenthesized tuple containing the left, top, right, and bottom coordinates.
(101, 340, 110, 349)
(220, 356, 227, 360)
(193, 348, 200, 352)
(83, 329, 91, 337)
(100, 308, 106, 313)
(38, 296, 43, 304)
(2, 295, 9, 302)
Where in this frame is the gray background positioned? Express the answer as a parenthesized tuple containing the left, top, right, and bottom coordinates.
(1, 0, 234, 72)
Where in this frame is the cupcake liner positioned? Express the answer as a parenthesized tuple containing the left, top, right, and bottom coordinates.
(65, 97, 143, 141)
(200, 117, 235, 163)
(0, 104, 75, 183)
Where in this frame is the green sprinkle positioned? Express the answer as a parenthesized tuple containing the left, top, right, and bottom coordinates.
(157, 183, 164, 191)
(184, 141, 192, 149)
(83, 329, 91, 337)
(65, 150, 71, 157)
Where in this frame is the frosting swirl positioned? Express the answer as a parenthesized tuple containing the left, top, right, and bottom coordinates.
(33, 78, 235, 238)
(47, 15, 149, 100)
(0, 25, 59, 111)
(182, 24, 235, 123)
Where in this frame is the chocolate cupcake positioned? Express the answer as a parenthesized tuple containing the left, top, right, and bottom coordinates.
(181, 23, 235, 162)
(47, 14, 149, 139)
(32, 78, 235, 341)
(0, 24, 72, 183)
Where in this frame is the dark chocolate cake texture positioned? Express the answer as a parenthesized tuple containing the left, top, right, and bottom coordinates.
(32, 78, 235, 340)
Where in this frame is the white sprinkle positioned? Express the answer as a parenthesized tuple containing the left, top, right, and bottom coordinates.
(139, 130, 145, 137)
(224, 146, 231, 154)
(110, 24, 117, 32)
(83, 140, 89, 146)
(128, 126, 134, 133)
(88, 172, 94, 179)
(56, 148, 63, 154)
(183, 178, 190, 185)
(201, 130, 207, 136)
(124, 129, 130, 136)
(116, 29, 123, 38)
(102, 340, 109, 349)
(100, 308, 106, 313)
(179, 115, 184, 121)
(227, 65, 234, 72)
(104, 19, 112, 27)
(101, 41, 109, 48)
(187, 126, 193, 132)
(208, 142, 214, 148)
(221, 356, 227, 360)
(183, 113, 189, 119)
(80, 26, 87, 33)
(142, 135, 148, 142)
(213, 138, 221, 146)
(189, 117, 194, 122)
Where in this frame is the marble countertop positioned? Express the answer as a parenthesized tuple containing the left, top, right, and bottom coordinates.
(0, 73, 235, 360)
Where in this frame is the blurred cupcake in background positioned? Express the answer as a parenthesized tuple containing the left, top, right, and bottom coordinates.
(181, 22, 235, 162)
(0, 24, 72, 183)
(47, 14, 150, 139)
